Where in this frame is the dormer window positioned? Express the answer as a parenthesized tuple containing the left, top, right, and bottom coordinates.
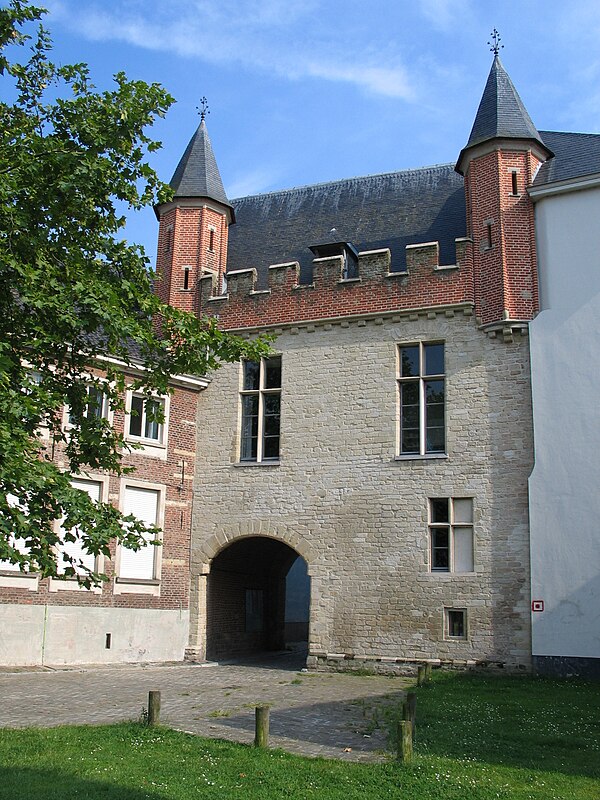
(309, 240, 359, 280)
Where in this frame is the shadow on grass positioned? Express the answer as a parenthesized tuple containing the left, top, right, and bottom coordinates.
(0, 767, 168, 800)
(409, 671, 600, 780)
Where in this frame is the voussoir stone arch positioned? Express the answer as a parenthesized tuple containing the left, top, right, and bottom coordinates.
(199, 521, 316, 572)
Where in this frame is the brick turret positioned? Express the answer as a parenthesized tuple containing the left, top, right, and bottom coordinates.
(456, 55, 552, 329)
(154, 118, 234, 312)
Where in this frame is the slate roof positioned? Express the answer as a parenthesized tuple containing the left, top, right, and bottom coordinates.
(227, 165, 466, 285)
(169, 119, 234, 217)
(465, 56, 546, 149)
(534, 131, 600, 186)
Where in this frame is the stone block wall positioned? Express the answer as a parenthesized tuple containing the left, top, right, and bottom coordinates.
(191, 305, 534, 671)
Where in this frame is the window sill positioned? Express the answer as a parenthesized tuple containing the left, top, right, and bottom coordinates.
(113, 577, 161, 596)
(418, 571, 477, 579)
(233, 460, 281, 468)
(394, 453, 448, 462)
(124, 438, 167, 460)
(49, 577, 102, 594)
(0, 572, 39, 591)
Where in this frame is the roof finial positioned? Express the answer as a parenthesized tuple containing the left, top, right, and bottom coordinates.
(488, 28, 503, 57)
(197, 97, 210, 122)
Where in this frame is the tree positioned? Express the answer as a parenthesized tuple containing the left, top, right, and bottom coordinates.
(0, 1, 270, 586)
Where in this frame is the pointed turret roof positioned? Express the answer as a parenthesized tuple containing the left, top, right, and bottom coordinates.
(456, 56, 552, 174)
(168, 119, 234, 220)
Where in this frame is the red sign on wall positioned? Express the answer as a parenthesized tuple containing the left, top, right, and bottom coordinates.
(532, 600, 544, 612)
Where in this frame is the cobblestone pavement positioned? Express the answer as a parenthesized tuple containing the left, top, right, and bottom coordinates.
(0, 653, 412, 761)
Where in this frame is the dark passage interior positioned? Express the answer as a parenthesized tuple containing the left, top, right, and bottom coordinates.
(206, 536, 310, 662)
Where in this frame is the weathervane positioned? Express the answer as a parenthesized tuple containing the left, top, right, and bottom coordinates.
(197, 97, 210, 121)
(488, 28, 503, 56)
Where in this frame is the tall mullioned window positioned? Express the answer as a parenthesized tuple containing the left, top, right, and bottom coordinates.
(398, 342, 445, 455)
(240, 356, 281, 462)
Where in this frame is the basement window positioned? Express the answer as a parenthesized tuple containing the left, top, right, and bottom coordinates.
(445, 608, 467, 640)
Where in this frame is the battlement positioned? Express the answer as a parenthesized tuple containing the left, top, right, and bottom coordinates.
(199, 238, 474, 330)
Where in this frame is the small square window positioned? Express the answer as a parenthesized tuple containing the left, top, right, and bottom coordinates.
(445, 608, 467, 639)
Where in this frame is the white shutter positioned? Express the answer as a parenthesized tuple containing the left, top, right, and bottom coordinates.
(0, 494, 29, 571)
(454, 527, 474, 572)
(119, 486, 160, 580)
(57, 480, 101, 574)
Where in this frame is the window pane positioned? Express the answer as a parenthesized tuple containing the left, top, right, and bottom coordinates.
(144, 399, 162, 441)
(401, 380, 419, 405)
(401, 429, 419, 454)
(424, 343, 444, 376)
(454, 527, 474, 572)
(425, 379, 444, 404)
(426, 426, 445, 453)
(430, 498, 449, 523)
(447, 609, 465, 638)
(263, 435, 280, 460)
(129, 396, 143, 437)
(401, 406, 419, 429)
(453, 498, 473, 524)
(400, 346, 420, 377)
(241, 396, 259, 461)
(87, 387, 105, 419)
(431, 528, 449, 570)
(264, 357, 282, 389)
(243, 361, 260, 391)
(263, 413, 281, 437)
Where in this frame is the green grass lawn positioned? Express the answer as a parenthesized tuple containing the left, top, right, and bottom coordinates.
(0, 672, 598, 800)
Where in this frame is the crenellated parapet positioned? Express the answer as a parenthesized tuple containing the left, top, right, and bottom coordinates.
(198, 238, 474, 330)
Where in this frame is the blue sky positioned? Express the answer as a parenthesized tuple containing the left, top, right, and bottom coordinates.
(18, 1, 600, 260)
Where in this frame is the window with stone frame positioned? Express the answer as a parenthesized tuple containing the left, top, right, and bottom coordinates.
(117, 484, 162, 582)
(429, 497, 474, 572)
(126, 394, 165, 444)
(55, 478, 103, 579)
(67, 385, 108, 425)
(444, 607, 467, 640)
(240, 356, 281, 462)
(398, 342, 445, 455)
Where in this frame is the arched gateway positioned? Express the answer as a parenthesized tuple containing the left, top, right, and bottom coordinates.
(187, 534, 311, 664)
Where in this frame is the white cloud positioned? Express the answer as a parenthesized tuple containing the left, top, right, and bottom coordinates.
(50, 0, 417, 100)
(227, 167, 283, 199)
(419, 0, 470, 31)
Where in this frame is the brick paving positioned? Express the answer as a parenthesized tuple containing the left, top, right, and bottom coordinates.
(0, 653, 412, 761)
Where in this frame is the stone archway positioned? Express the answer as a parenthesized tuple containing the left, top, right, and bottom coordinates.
(204, 536, 310, 662)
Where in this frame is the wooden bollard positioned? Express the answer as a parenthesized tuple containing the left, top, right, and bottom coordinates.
(147, 691, 161, 726)
(417, 665, 426, 686)
(405, 691, 417, 738)
(424, 663, 432, 682)
(397, 719, 413, 763)
(254, 705, 270, 748)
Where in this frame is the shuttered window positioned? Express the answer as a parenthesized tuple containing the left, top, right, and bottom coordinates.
(0, 494, 31, 571)
(56, 479, 101, 574)
(118, 486, 160, 581)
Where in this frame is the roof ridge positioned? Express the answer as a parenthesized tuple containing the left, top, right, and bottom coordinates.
(231, 162, 457, 202)
(539, 129, 600, 138)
